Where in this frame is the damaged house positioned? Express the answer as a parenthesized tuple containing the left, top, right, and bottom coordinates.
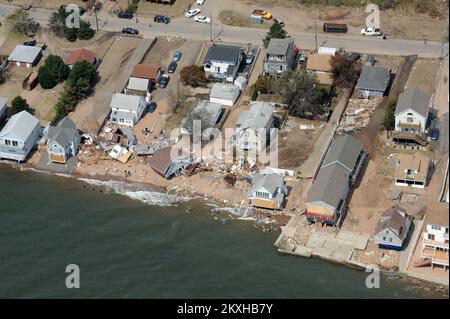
(148, 146, 193, 179)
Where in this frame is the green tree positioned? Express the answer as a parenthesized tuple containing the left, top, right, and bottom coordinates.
(48, 7, 68, 37)
(11, 96, 31, 115)
(38, 55, 69, 89)
(384, 99, 396, 130)
(263, 20, 287, 48)
(6, 9, 37, 35)
(65, 27, 78, 42)
(77, 21, 95, 40)
(274, 69, 324, 118)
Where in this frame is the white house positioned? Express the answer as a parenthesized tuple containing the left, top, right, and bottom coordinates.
(247, 173, 288, 210)
(235, 102, 274, 151)
(210, 83, 240, 106)
(7, 45, 42, 68)
(203, 44, 243, 82)
(109, 93, 147, 127)
(394, 88, 430, 134)
(373, 206, 412, 251)
(46, 116, 80, 164)
(0, 110, 41, 162)
(420, 205, 449, 270)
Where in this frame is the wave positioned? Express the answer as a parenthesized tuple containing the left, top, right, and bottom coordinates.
(77, 178, 197, 207)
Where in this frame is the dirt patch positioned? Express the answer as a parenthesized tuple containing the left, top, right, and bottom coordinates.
(218, 10, 270, 29)
(141, 37, 185, 66)
(405, 58, 441, 96)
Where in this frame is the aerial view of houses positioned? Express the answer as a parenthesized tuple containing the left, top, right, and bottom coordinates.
(0, 0, 448, 301)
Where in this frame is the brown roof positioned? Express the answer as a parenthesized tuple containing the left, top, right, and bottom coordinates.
(315, 72, 334, 85)
(306, 53, 334, 72)
(131, 64, 160, 80)
(375, 206, 410, 240)
(148, 146, 188, 176)
(425, 203, 449, 227)
(64, 48, 96, 65)
(394, 152, 430, 181)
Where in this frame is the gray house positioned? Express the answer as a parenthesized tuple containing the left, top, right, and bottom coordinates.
(0, 110, 41, 162)
(374, 206, 412, 251)
(394, 88, 430, 134)
(356, 64, 390, 97)
(263, 38, 296, 76)
(0, 96, 7, 123)
(203, 44, 243, 82)
(305, 134, 367, 225)
(247, 173, 288, 210)
(47, 116, 80, 164)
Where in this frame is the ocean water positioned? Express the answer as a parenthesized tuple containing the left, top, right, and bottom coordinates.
(0, 168, 446, 298)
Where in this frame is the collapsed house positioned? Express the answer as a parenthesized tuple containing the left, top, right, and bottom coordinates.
(148, 146, 193, 179)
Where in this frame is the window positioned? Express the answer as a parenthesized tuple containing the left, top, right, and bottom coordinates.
(389, 238, 393, 242)
(431, 225, 441, 231)
(383, 236, 386, 241)
(12, 141, 18, 147)
(255, 191, 270, 199)
(407, 117, 414, 123)
(428, 234, 435, 240)
(5, 140, 11, 145)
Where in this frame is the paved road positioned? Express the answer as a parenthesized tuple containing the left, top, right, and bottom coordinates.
(0, 3, 448, 58)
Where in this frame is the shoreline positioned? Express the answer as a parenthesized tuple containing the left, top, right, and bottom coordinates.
(1, 160, 448, 295)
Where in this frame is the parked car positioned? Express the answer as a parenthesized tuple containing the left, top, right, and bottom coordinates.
(297, 53, 306, 66)
(159, 74, 170, 88)
(23, 39, 37, 46)
(167, 61, 177, 73)
(118, 10, 134, 19)
(194, 15, 211, 24)
(122, 27, 139, 35)
(173, 50, 182, 62)
(430, 128, 440, 141)
(245, 48, 257, 65)
(147, 102, 157, 113)
(197, 0, 206, 4)
(154, 15, 170, 24)
(361, 27, 383, 36)
(252, 9, 272, 20)
(185, 8, 201, 18)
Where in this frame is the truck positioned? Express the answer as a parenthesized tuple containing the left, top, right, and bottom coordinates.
(252, 9, 272, 20)
(360, 27, 383, 36)
(323, 23, 348, 33)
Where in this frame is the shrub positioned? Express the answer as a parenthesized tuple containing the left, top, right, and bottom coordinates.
(11, 96, 31, 115)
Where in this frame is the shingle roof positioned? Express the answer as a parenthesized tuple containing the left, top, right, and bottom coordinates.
(307, 162, 350, 209)
(394, 88, 430, 118)
(47, 116, 78, 149)
(64, 48, 96, 65)
(357, 64, 390, 92)
(110, 93, 144, 112)
(7, 45, 42, 64)
(425, 203, 449, 227)
(0, 110, 39, 141)
(235, 102, 273, 130)
(210, 83, 240, 102)
(148, 146, 189, 176)
(375, 206, 410, 241)
(204, 44, 242, 64)
(131, 64, 160, 80)
(322, 134, 363, 172)
(250, 173, 285, 194)
(266, 38, 293, 56)
(306, 53, 333, 72)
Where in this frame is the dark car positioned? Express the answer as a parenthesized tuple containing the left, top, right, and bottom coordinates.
(154, 15, 170, 24)
(122, 27, 139, 35)
(167, 61, 177, 73)
(118, 10, 134, 19)
(430, 128, 440, 141)
(23, 39, 37, 46)
(147, 102, 157, 113)
(159, 74, 170, 88)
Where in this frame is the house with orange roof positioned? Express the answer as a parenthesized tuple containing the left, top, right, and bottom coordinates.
(64, 48, 99, 69)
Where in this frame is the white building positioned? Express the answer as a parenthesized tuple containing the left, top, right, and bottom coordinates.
(395, 88, 430, 134)
(7, 45, 42, 68)
(109, 93, 147, 127)
(210, 83, 240, 106)
(203, 44, 243, 82)
(235, 102, 274, 151)
(421, 205, 449, 270)
(0, 110, 41, 162)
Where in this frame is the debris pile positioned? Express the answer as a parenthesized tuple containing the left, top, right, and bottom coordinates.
(338, 98, 379, 133)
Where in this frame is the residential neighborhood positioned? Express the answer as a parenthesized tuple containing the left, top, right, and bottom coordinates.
(0, 0, 448, 299)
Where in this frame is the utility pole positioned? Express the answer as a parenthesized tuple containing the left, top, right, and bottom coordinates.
(314, 16, 318, 52)
(93, 6, 99, 31)
(210, 18, 213, 42)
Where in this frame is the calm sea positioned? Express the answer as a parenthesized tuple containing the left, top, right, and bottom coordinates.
(0, 167, 447, 298)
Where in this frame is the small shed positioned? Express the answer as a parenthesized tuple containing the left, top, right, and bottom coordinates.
(210, 83, 240, 106)
(234, 76, 247, 90)
(7, 45, 42, 68)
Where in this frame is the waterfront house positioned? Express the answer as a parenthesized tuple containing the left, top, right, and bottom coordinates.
(130, 64, 162, 88)
(148, 146, 193, 179)
(356, 64, 390, 97)
(420, 204, 449, 270)
(0, 96, 7, 123)
(203, 44, 243, 82)
(263, 38, 296, 76)
(0, 110, 41, 162)
(305, 134, 366, 225)
(46, 116, 80, 164)
(181, 101, 224, 140)
(306, 52, 334, 85)
(7, 45, 42, 68)
(64, 48, 98, 69)
(235, 102, 274, 152)
(374, 206, 412, 251)
(392, 88, 430, 146)
(209, 83, 240, 106)
(247, 173, 288, 210)
(394, 153, 430, 189)
(109, 93, 147, 127)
